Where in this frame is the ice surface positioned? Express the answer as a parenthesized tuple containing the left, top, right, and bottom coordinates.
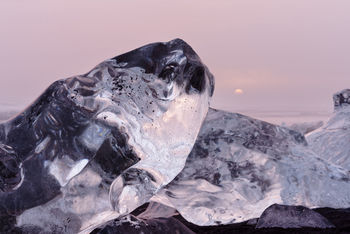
(153, 108, 350, 225)
(307, 89, 350, 170)
(137, 202, 178, 220)
(0, 39, 213, 233)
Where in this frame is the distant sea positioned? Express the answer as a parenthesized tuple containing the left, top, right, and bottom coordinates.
(238, 110, 331, 125)
(0, 104, 23, 121)
(0, 104, 331, 126)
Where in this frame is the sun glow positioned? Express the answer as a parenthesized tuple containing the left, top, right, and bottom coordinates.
(234, 89, 244, 94)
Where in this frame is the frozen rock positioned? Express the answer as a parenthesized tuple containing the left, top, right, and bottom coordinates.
(0, 39, 214, 233)
(307, 89, 350, 170)
(153, 108, 350, 225)
(256, 204, 334, 229)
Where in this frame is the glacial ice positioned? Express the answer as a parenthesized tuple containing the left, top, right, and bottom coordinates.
(307, 89, 350, 170)
(1, 38, 349, 233)
(153, 108, 350, 225)
(0, 38, 213, 233)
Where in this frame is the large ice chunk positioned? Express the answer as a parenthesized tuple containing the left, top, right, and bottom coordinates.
(307, 89, 350, 169)
(0, 39, 214, 233)
(153, 108, 350, 225)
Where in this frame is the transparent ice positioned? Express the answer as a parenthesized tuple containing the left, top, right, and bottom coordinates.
(153, 108, 350, 225)
(0, 39, 213, 233)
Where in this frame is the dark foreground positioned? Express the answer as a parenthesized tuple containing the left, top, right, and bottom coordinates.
(1, 204, 349, 233)
(89, 203, 350, 234)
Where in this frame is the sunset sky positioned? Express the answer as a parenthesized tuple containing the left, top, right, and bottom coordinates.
(0, 1, 349, 119)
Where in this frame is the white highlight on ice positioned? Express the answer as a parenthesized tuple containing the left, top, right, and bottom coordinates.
(48, 157, 89, 186)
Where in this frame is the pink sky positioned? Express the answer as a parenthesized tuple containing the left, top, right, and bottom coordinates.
(0, 0, 349, 114)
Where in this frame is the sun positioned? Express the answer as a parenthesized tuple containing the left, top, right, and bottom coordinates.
(234, 89, 244, 94)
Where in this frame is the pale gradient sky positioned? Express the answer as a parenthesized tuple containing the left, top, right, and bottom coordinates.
(0, 0, 349, 115)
